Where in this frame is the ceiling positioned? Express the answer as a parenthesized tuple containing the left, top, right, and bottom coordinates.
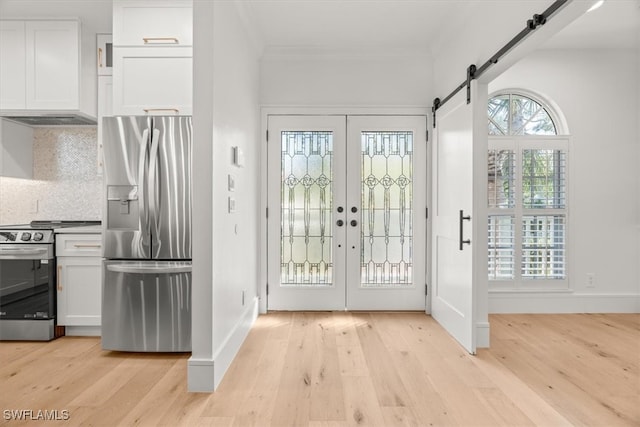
(241, 0, 639, 55)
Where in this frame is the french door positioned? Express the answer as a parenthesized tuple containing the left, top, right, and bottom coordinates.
(267, 115, 427, 310)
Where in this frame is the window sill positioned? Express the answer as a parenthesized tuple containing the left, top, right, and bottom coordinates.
(489, 288, 573, 294)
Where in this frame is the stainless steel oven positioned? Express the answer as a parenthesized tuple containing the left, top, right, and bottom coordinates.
(0, 228, 56, 341)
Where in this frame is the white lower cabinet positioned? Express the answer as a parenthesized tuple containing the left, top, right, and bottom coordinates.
(56, 234, 102, 336)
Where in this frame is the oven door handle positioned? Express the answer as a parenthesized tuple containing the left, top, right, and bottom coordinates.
(0, 248, 49, 258)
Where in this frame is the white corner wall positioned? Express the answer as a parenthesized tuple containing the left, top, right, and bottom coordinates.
(189, 0, 261, 392)
(489, 49, 640, 313)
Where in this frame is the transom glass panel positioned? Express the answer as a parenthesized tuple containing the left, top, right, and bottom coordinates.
(361, 131, 413, 287)
(488, 93, 556, 136)
(281, 131, 333, 286)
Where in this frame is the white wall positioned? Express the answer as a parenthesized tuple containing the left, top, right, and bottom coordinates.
(189, 0, 261, 392)
(432, 1, 595, 95)
(489, 49, 640, 313)
(261, 52, 433, 106)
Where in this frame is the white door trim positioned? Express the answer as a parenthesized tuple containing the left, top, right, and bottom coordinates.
(259, 107, 430, 314)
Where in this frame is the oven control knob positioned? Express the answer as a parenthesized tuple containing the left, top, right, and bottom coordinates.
(21, 232, 32, 241)
(33, 232, 44, 241)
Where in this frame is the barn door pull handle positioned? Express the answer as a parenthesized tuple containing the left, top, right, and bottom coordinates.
(459, 210, 471, 250)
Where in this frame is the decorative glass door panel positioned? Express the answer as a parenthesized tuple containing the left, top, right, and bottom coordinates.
(281, 131, 333, 286)
(268, 115, 426, 311)
(361, 131, 414, 287)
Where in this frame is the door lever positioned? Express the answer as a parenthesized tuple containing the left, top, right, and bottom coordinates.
(459, 210, 471, 250)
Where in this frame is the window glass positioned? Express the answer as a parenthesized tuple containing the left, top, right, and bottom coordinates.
(487, 91, 567, 285)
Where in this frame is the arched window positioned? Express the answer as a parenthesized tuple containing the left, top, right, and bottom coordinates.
(487, 91, 568, 289)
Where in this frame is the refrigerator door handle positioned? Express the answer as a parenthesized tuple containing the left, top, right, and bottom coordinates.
(149, 127, 161, 255)
(106, 263, 192, 274)
(136, 128, 150, 255)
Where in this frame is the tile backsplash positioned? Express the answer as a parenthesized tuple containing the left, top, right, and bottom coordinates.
(0, 127, 102, 225)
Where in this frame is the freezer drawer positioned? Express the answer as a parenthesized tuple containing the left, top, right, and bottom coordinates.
(102, 260, 191, 352)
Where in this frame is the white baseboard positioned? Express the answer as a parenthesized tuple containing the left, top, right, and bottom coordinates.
(489, 292, 640, 314)
(187, 358, 215, 392)
(188, 297, 259, 392)
(476, 322, 490, 349)
(212, 297, 259, 389)
(64, 326, 101, 337)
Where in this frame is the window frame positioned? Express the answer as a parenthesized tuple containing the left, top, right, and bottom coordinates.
(488, 90, 570, 291)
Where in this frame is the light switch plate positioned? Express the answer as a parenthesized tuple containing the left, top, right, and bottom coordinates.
(232, 146, 245, 167)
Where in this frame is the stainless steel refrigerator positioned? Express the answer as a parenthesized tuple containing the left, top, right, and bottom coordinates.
(101, 116, 192, 352)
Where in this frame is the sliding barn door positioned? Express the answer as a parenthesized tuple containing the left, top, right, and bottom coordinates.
(431, 81, 487, 354)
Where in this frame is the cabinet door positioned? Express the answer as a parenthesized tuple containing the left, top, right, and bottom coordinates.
(0, 21, 26, 109)
(0, 118, 33, 179)
(97, 76, 113, 175)
(25, 20, 79, 110)
(97, 33, 113, 76)
(113, 0, 193, 47)
(112, 47, 192, 115)
(57, 257, 102, 326)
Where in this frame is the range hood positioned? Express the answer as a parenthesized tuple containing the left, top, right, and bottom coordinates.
(1, 113, 96, 127)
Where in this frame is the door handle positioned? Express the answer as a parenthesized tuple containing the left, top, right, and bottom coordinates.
(149, 128, 161, 255)
(98, 47, 103, 67)
(459, 210, 471, 250)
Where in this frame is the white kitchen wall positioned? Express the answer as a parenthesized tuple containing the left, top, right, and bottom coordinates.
(0, 127, 101, 224)
(189, 0, 261, 392)
(489, 49, 640, 313)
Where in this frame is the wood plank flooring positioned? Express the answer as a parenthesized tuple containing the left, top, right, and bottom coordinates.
(1, 313, 638, 426)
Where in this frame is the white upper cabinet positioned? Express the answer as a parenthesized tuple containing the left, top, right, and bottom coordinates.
(0, 119, 33, 179)
(113, 0, 193, 47)
(111, 0, 193, 116)
(0, 21, 26, 110)
(25, 20, 80, 110)
(0, 19, 92, 117)
(113, 47, 192, 115)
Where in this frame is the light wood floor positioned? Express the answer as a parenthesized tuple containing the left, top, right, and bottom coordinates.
(1, 313, 638, 426)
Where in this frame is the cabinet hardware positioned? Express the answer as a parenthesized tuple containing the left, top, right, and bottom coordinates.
(143, 108, 180, 114)
(73, 244, 102, 249)
(143, 37, 179, 44)
(57, 266, 62, 291)
(98, 48, 103, 67)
